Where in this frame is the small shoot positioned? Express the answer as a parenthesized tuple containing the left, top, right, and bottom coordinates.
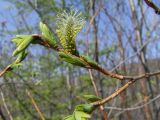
(39, 22, 58, 49)
(12, 35, 33, 56)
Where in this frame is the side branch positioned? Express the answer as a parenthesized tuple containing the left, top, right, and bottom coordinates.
(123, 71, 160, 80)
(144, 0, 160, 14)
(92, 70, 160, 106)
(0, 66, 12, 77)
(92, 79, 136, 107)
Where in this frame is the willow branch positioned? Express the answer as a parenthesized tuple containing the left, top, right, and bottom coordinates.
(32, 34, 124, 80)
(1, 34, 160, 82)
(1, 33, 160, 118)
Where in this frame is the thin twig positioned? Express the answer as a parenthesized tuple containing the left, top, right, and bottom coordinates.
(144, 0, 160, 14)
(0, 88, 13, 120)
(0, 66, 11, 77)
(111, 38, 150, 72)
(88, 70, 108, 120)
(26, 90, 45, 120)
(92, 70, 160, 107)
(88, 70, 99, 95)
(114, 93, 160, 117)
(124, 70, 160, 80)
(92, 79, 136, 107)
(105, 93, 160, 111)
(96, 65, 124, 80)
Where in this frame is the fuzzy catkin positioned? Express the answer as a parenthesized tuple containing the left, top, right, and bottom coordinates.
(56, 9, 85, 55)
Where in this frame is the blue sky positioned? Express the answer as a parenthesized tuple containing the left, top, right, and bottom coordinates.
(0, 0, 40, 56)
(0, 1, 39, 33)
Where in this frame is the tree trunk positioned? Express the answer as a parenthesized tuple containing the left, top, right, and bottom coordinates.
(128, 0, 152, 119)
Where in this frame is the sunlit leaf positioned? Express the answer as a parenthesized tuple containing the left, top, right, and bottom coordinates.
(80, 94, 101, 102)
(39, 22, 58, 48)
(81, 55, 98, 68)
(74, 111, 91, 120)
(75, 104, 95, 113)
(59, 51, 88, 67)
(64, 115, 75, 120)
(9, 63, 22, 69)
(12, 35, 33, 56)
(15, 51, 28, 63)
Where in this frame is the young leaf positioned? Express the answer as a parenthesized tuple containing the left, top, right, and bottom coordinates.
(9, 63, 22, 69)
(81, 55, 98, 68)
(12, 35, 33, 56)
(75, 104, 95, 113)
(74, 111, 91, 120)
(59, 52, 88, 67)
(80, 94, 102, 102)
(15, 51, 28, 63)
(39, 22, 58, 48)
(12, 35, 27, 47)
(64, 115, 75, 120)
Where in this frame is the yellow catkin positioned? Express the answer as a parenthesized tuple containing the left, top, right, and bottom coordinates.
(56, 9, 85, 55)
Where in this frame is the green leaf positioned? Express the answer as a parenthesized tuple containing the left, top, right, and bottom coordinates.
(9, 63, 22, 69)
(12, 35, 33, 56)
(75, 104, 95, 113)
(59, 52, 88, 67)
(64, 115, 75, 120)
(15, 51, 28, 63)
(64, 104, 95, 120)
(12, 35, 26, 47)
(74, 111, 91, 120)
(81, 55, 98, 68)
(39, 22, 58, 48)
(80, 94, 102, 102)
